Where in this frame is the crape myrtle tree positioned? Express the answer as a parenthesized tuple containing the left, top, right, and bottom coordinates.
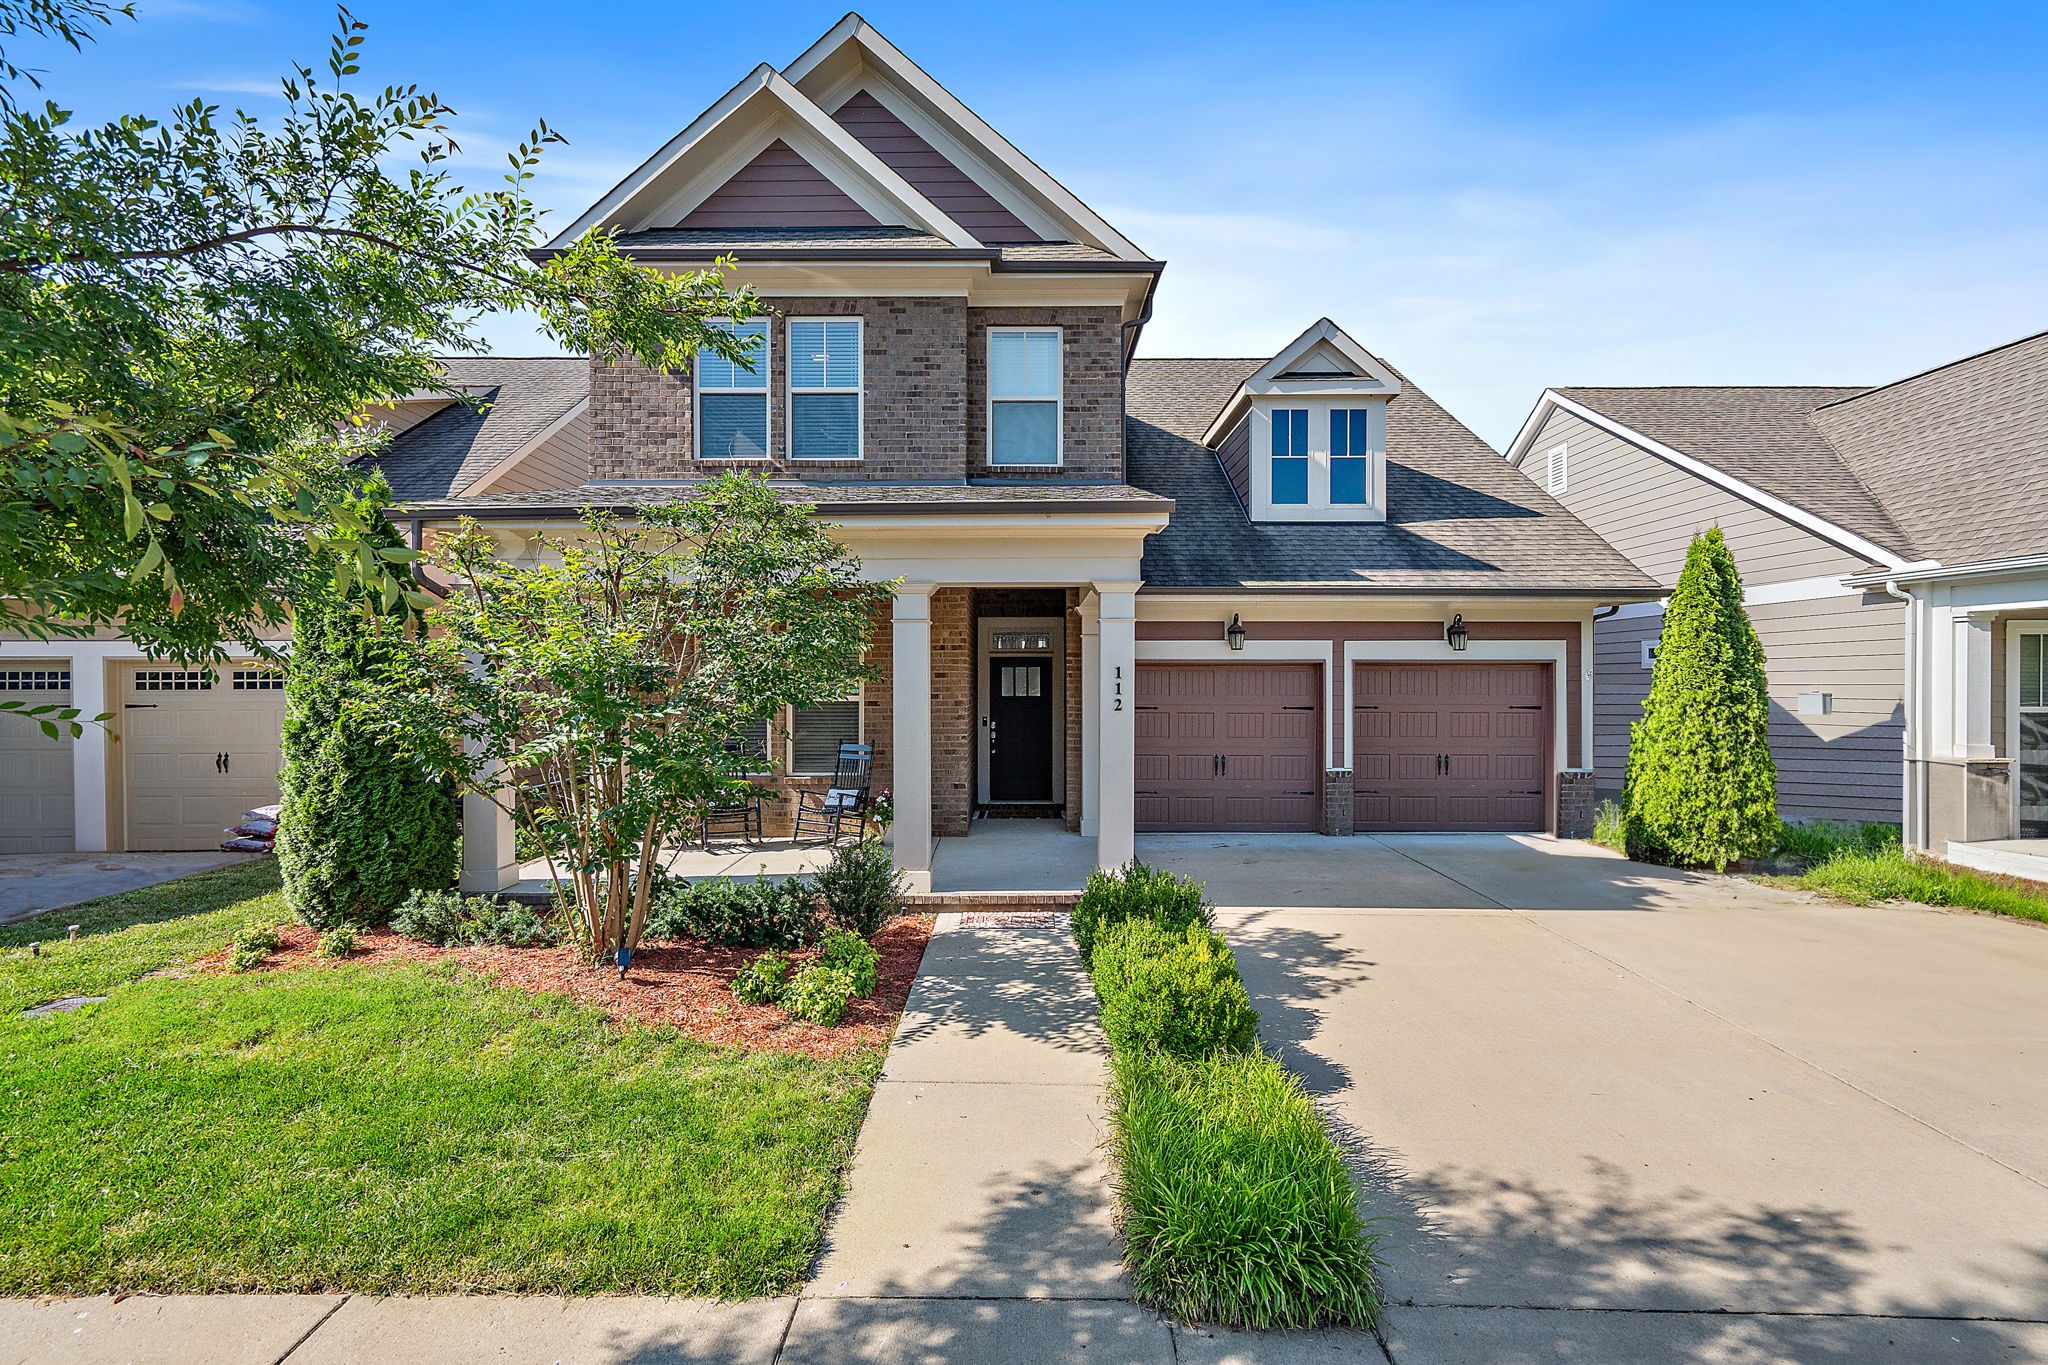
(278, 473, 460, 930)
(1621, 526, 1779, 870)
(372, 476, 892, 964)
(0, 1, 759, 686)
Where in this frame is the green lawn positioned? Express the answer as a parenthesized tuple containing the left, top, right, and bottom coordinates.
(0, 864, 882, 1296)
(1790, 846, 2048, 927)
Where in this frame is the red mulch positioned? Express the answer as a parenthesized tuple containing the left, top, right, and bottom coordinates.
(209, 916, 933, 1060)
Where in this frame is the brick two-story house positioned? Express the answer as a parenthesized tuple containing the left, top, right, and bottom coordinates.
(0, 15, 1657, 882)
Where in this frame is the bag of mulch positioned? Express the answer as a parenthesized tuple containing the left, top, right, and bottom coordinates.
(220, 836, 273, 853)
(229, 818, 279, 837)
(242, 804, 281, 822)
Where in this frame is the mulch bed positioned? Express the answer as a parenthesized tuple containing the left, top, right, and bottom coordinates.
(209, 916, 933, 1060)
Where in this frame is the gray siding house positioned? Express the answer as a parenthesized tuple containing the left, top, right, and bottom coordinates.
(1505, 330, 2048, 877)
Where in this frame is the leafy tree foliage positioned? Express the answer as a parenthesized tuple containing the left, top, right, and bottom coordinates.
(277, 477, 458, 930)
(1622, 527, 1778, 869)
(0, 2, 757, 659)
(369, 476, 891, 962)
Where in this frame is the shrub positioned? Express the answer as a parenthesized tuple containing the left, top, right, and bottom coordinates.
(392, 890, 563, 948)
(1092, 920, 1258, 1059)
(646, 876, 818, 949)
(813, 839, 902, 938)
(1112, 1049, 1381, 1330)
(1071, 863, 1211, 967)
(318, 924, 360, 958)
(277, 486, 459, 930)
(730, 952, 790, 1005)
(228, 926, 281, 973)
(1620, 528, 1778, 871)
(817, 926, 879, 997)
(1590, 800, 1625, 852)
(785, 964, 857, 1025)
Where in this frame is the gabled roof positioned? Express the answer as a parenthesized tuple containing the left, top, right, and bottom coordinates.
(1130, 358, 1658, 595)
(544, 63, 977, 250)
(364, 357, 587, 501)
(1201, 318, 1405, 446)
(1810, 328, 2048, 567)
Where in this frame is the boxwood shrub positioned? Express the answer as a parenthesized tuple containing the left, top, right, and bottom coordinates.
(1112, 1049, 1381, 1330)
(1071, 862, 1210, 967)
(1091, 919, 1258, 1058)
(646, 876, 819, 949)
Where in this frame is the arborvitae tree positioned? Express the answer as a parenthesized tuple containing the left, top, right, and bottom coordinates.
(1621, 527, 1778, 870)
(278, 483, 458, 928)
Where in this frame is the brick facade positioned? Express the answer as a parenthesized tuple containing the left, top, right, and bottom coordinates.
(965, 306, 1125, 481)
(1557, 768, 1597, 840)
(1319, 769, 1354, 837)
(590, 299, 1124, 483)
(930, 588, 974, 836)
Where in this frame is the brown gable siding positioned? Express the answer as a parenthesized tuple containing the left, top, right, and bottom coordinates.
(829, 90, 1044, 244)
(677, 140, 880, 230)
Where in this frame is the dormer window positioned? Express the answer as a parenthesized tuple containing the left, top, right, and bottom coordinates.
(698, 319, 769, 460)
(1271, 409, 1309, 504)
(1331, 409, 1372, 505)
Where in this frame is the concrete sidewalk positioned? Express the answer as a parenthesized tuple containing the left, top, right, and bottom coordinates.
(0, 851, 259, 927)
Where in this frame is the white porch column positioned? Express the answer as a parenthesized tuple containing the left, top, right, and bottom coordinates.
(890, 584, 935, 893)
(1078, 593, 1101, 838)
(70, 652, 111, 852)
(460, 751, 519, 894)
(1093, 583, 1139, 870)
(1956, 610, 1997, 759)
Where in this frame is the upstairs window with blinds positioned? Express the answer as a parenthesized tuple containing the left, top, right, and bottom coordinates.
(697, 319, 769, 460)
(792, 697, 861, 775)
(789, 318, 862, 460)
(2021, 632, 2048, 710)
(988, 327, 1061, 466)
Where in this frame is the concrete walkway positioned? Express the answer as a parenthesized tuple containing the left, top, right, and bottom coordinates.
(0, 851, 259, 927)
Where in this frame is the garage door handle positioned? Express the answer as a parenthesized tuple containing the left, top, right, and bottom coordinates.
(1510, 704, 1543, 710)
(1220, 755, 1227, 776)
(123, 703, 158, 709)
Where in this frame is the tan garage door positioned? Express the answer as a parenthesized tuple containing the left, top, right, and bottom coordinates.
(0, 663, 76, 853)
(122, 666, 288, 851)
(1135, 663, 1322, 832)
(1353, 662, 1550, 832)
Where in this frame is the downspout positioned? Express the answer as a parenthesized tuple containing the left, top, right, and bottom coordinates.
(1587, 605, 1620, 773)
(1881, 578, 1921, 849)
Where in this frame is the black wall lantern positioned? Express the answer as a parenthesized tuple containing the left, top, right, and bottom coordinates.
(1225, 613, 1246, 651)
(1446, 613, 1469, 651)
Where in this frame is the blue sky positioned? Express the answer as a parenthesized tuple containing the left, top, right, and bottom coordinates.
(21, 0, 2048, 445)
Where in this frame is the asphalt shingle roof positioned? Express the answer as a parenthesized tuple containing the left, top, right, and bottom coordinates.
(1552, 386, 1907, 554)
(367, 357, 586, 501)
(1128, 359, 1659, 595)
(1809, 329, 2048, 566)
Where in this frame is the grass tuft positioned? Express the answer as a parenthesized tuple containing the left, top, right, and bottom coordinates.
(1773, 819, 1899, 865)
(1111, 1049, 1381, 1330)
(1793, 847, 2048, 926)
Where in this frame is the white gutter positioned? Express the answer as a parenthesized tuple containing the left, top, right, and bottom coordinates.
(1845, 553, 2048, 588)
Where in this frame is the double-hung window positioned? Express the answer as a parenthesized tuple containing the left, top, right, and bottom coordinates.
(697, 319, 769, 459)
(1330, 409, 1371, 505)
(789, 318, 862, 460)
(792, 694, 862, 775)
(988, 327, 1062, 466)
(1270, 408, 1309, 505)
(727, 716, 773, 774)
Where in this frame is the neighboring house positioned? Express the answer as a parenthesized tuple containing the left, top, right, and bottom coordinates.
(1505, 328, 2048, 875)
(0, 15, 1656, 884)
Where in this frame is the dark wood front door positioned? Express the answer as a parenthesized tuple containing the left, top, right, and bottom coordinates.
(988, 657, 1054, 801)
(1134, 663, 1322, 832)
(1353, 662, 1550, 832)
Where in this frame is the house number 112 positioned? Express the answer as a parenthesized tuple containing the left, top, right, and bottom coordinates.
(1113, 665, 1123, 712)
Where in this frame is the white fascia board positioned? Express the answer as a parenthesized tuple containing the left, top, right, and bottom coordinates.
(1501, 391, 1561, 470)
(459, 397, 589, 497)
(547, 66, 977, 249)
(1844, 553, 2048, 589)
(1199, 318, 1404, 447)
(781, 18, 1151, 261)
(1518, 390, 1911, 572)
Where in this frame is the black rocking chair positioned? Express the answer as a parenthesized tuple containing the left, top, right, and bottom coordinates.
(699, 788, 765, 846)
(793, 743, 875, 844)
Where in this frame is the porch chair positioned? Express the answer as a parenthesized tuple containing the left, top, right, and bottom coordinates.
(698, 788, 765, 846)
(792, 742, 875, 844)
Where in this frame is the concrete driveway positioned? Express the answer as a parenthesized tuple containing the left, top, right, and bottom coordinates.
(1138, 832, 2048, 1362)
(0, 851, 260, 927)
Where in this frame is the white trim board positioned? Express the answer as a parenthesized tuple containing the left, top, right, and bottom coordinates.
(1341, 639, 1572, 776)
(1133, 640, 1337, 770)
(1504, 390, 1911, 572)
(1603, 572, 1872, 621)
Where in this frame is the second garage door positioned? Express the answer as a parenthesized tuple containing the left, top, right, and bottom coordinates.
(1353, 662, 1550, 832)
(122, 665, 288, 851)
(0, 663, 77, 853)
(1135, 663, 1322, 832)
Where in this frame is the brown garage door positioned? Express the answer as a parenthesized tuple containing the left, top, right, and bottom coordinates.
(1353, 662, 1549, 832)
(122, 665, 288, 850)
(1135, 663, 1321, 832)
